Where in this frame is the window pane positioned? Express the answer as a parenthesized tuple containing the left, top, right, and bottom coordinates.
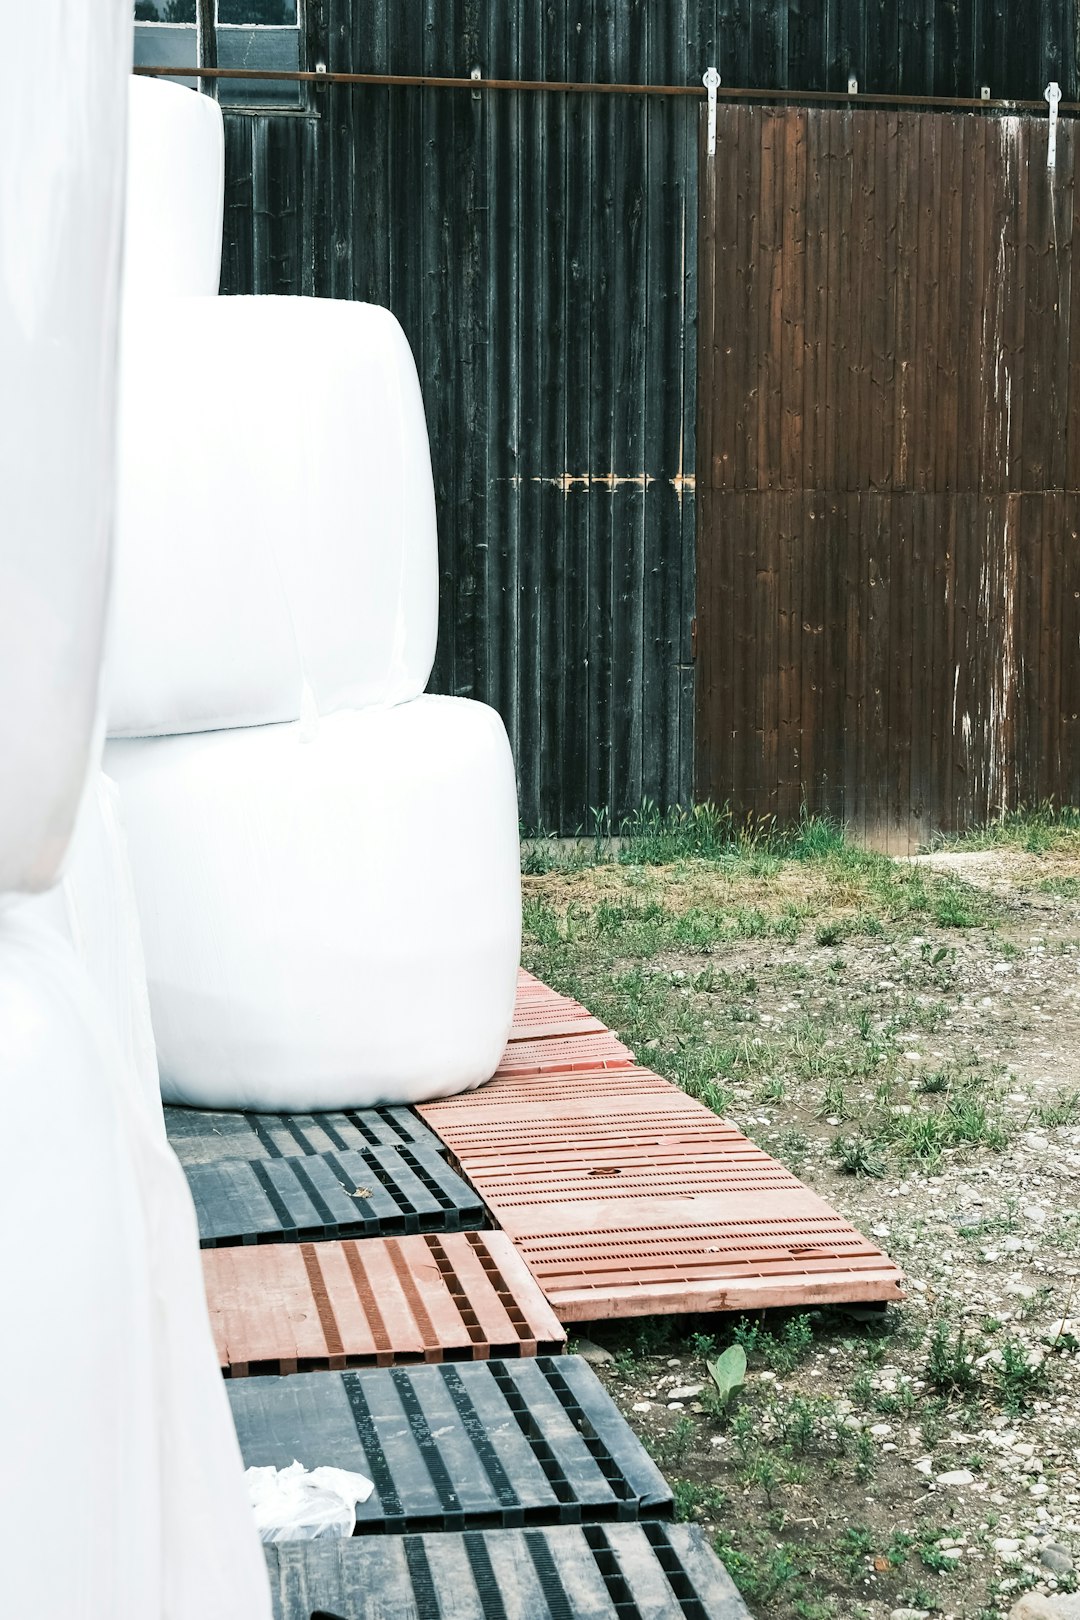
(217, 1, 297, 23)
(216, 25, 301, 107)
(134, 1, 196, 20)
(133, 23, 198, 91)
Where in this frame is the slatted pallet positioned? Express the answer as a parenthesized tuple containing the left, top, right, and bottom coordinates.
(422, 979, 905, 1321)
(202, 1230, 566, 1375)
(493, 1031, 634, 1076)
(264, 1522, 750, 1619)
(421, 1090, 737, 1154)
(424, 1064, 677, 1110)
(511, 1217, 907, 1321)
(509, 974, 608, 1040)
(185, 1144, 488, 1248)
(164, 1103, 443, 1166)
(229, 1354, 671, 1533)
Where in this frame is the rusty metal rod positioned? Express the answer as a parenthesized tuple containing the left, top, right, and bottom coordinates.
(132, 64, 1078, 114)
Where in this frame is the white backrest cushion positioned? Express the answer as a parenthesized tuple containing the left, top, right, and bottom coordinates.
(108, 295, 439, 736)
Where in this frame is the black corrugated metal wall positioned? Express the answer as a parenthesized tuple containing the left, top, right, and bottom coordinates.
(217, 1, 1080, 831)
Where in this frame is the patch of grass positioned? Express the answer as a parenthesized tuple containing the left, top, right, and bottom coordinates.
(833, 1135, 886, 1178)
(657, 1416, 697, 1466)
(926, 1322, 980, 1395)
(1036, 874, 1080, 898)
(1037, 1088, 1080, 1127)
(925, 1322, 1052, 1413)
(934, 802, 1080, 854)
(672, 1478, 728, 1520)
(732, 1313, 817, 1374)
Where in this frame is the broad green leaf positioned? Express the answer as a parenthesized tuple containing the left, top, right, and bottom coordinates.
(705, 1344, 747, 1406)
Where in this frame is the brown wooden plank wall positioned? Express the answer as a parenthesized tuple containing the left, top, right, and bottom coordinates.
(697, 106, 1080, 850)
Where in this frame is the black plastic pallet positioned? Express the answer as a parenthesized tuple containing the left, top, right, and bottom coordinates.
(186, 1144, 488, 1248)
(265, 1523, 750, 1619)
(228, 1355, 671, 1533)
(164, 1104, 445, 1166)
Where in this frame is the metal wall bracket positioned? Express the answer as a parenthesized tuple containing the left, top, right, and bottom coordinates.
(1046, 80, 1061, 170)
(703, 66, 720, 156)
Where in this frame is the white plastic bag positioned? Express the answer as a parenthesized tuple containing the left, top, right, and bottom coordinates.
(246, 1461, 374, 1543)
(109, 296, 439, 737)
(107, 696, 522, 1111)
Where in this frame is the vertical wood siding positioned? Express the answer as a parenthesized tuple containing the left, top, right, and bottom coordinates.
(697, 106, 1080, 851)
(216, 2, 1080, 831)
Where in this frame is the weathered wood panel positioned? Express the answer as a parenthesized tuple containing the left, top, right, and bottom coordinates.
(214, 2, 1080, 831)
(697, 106, 1080, 849)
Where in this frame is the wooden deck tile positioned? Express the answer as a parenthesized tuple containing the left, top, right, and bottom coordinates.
(202, 1230, 565, 1375)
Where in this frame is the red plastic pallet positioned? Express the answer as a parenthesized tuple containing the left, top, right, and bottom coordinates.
(201, 1230, 566, 1375)
(422, 973, 905, 1322)
(509, 973, 608, 1040)
(508, 1004, 609, 1040)
(514, 1219, 905, 1321)
(421, 1091, 735, 1157)
(494, 1031, 634, 1076)
(447, 1141, 805, 1206)
(426, 1065, 675, 1111)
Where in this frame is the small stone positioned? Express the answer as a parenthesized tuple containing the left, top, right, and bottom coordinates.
(995, 1539, 1022, 1555)
(936, 1469, 976, 1486)
(1040, 1547, 1075, 1576)
(914, 1457, 934, 1476)
(631, 1401, 652, 1413)
(666, 1401, 686, 1411)
(1009, 1597, 1079, 1620)
(669, 1384, 704, 1401)
(890, 1610, 931, 1620)
(575, 1339, 614, 1367)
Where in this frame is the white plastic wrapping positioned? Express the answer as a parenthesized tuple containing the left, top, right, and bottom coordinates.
(0, 8, 270, 1613)
(0, 5, 128, 894)
(123, 76, 224, 302)
(21, 771, 163, 1130)
(108, 295, 439, 738)
(0, 912, 271, 1619)
(246, 1462, 374, 1542)
(107, 696, 522, 1111)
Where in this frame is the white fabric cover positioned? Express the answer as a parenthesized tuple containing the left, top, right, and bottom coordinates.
(106, 696, 522, 1111)
(0, 5, 128, 894)
(124, 76, 224, 302)
(0, 913, 271, 1619)
(23, 771, 163, 1130)
(108, 295, 439, 738)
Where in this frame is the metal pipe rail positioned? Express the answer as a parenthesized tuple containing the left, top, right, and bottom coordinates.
(132, 64, 1078, 114)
